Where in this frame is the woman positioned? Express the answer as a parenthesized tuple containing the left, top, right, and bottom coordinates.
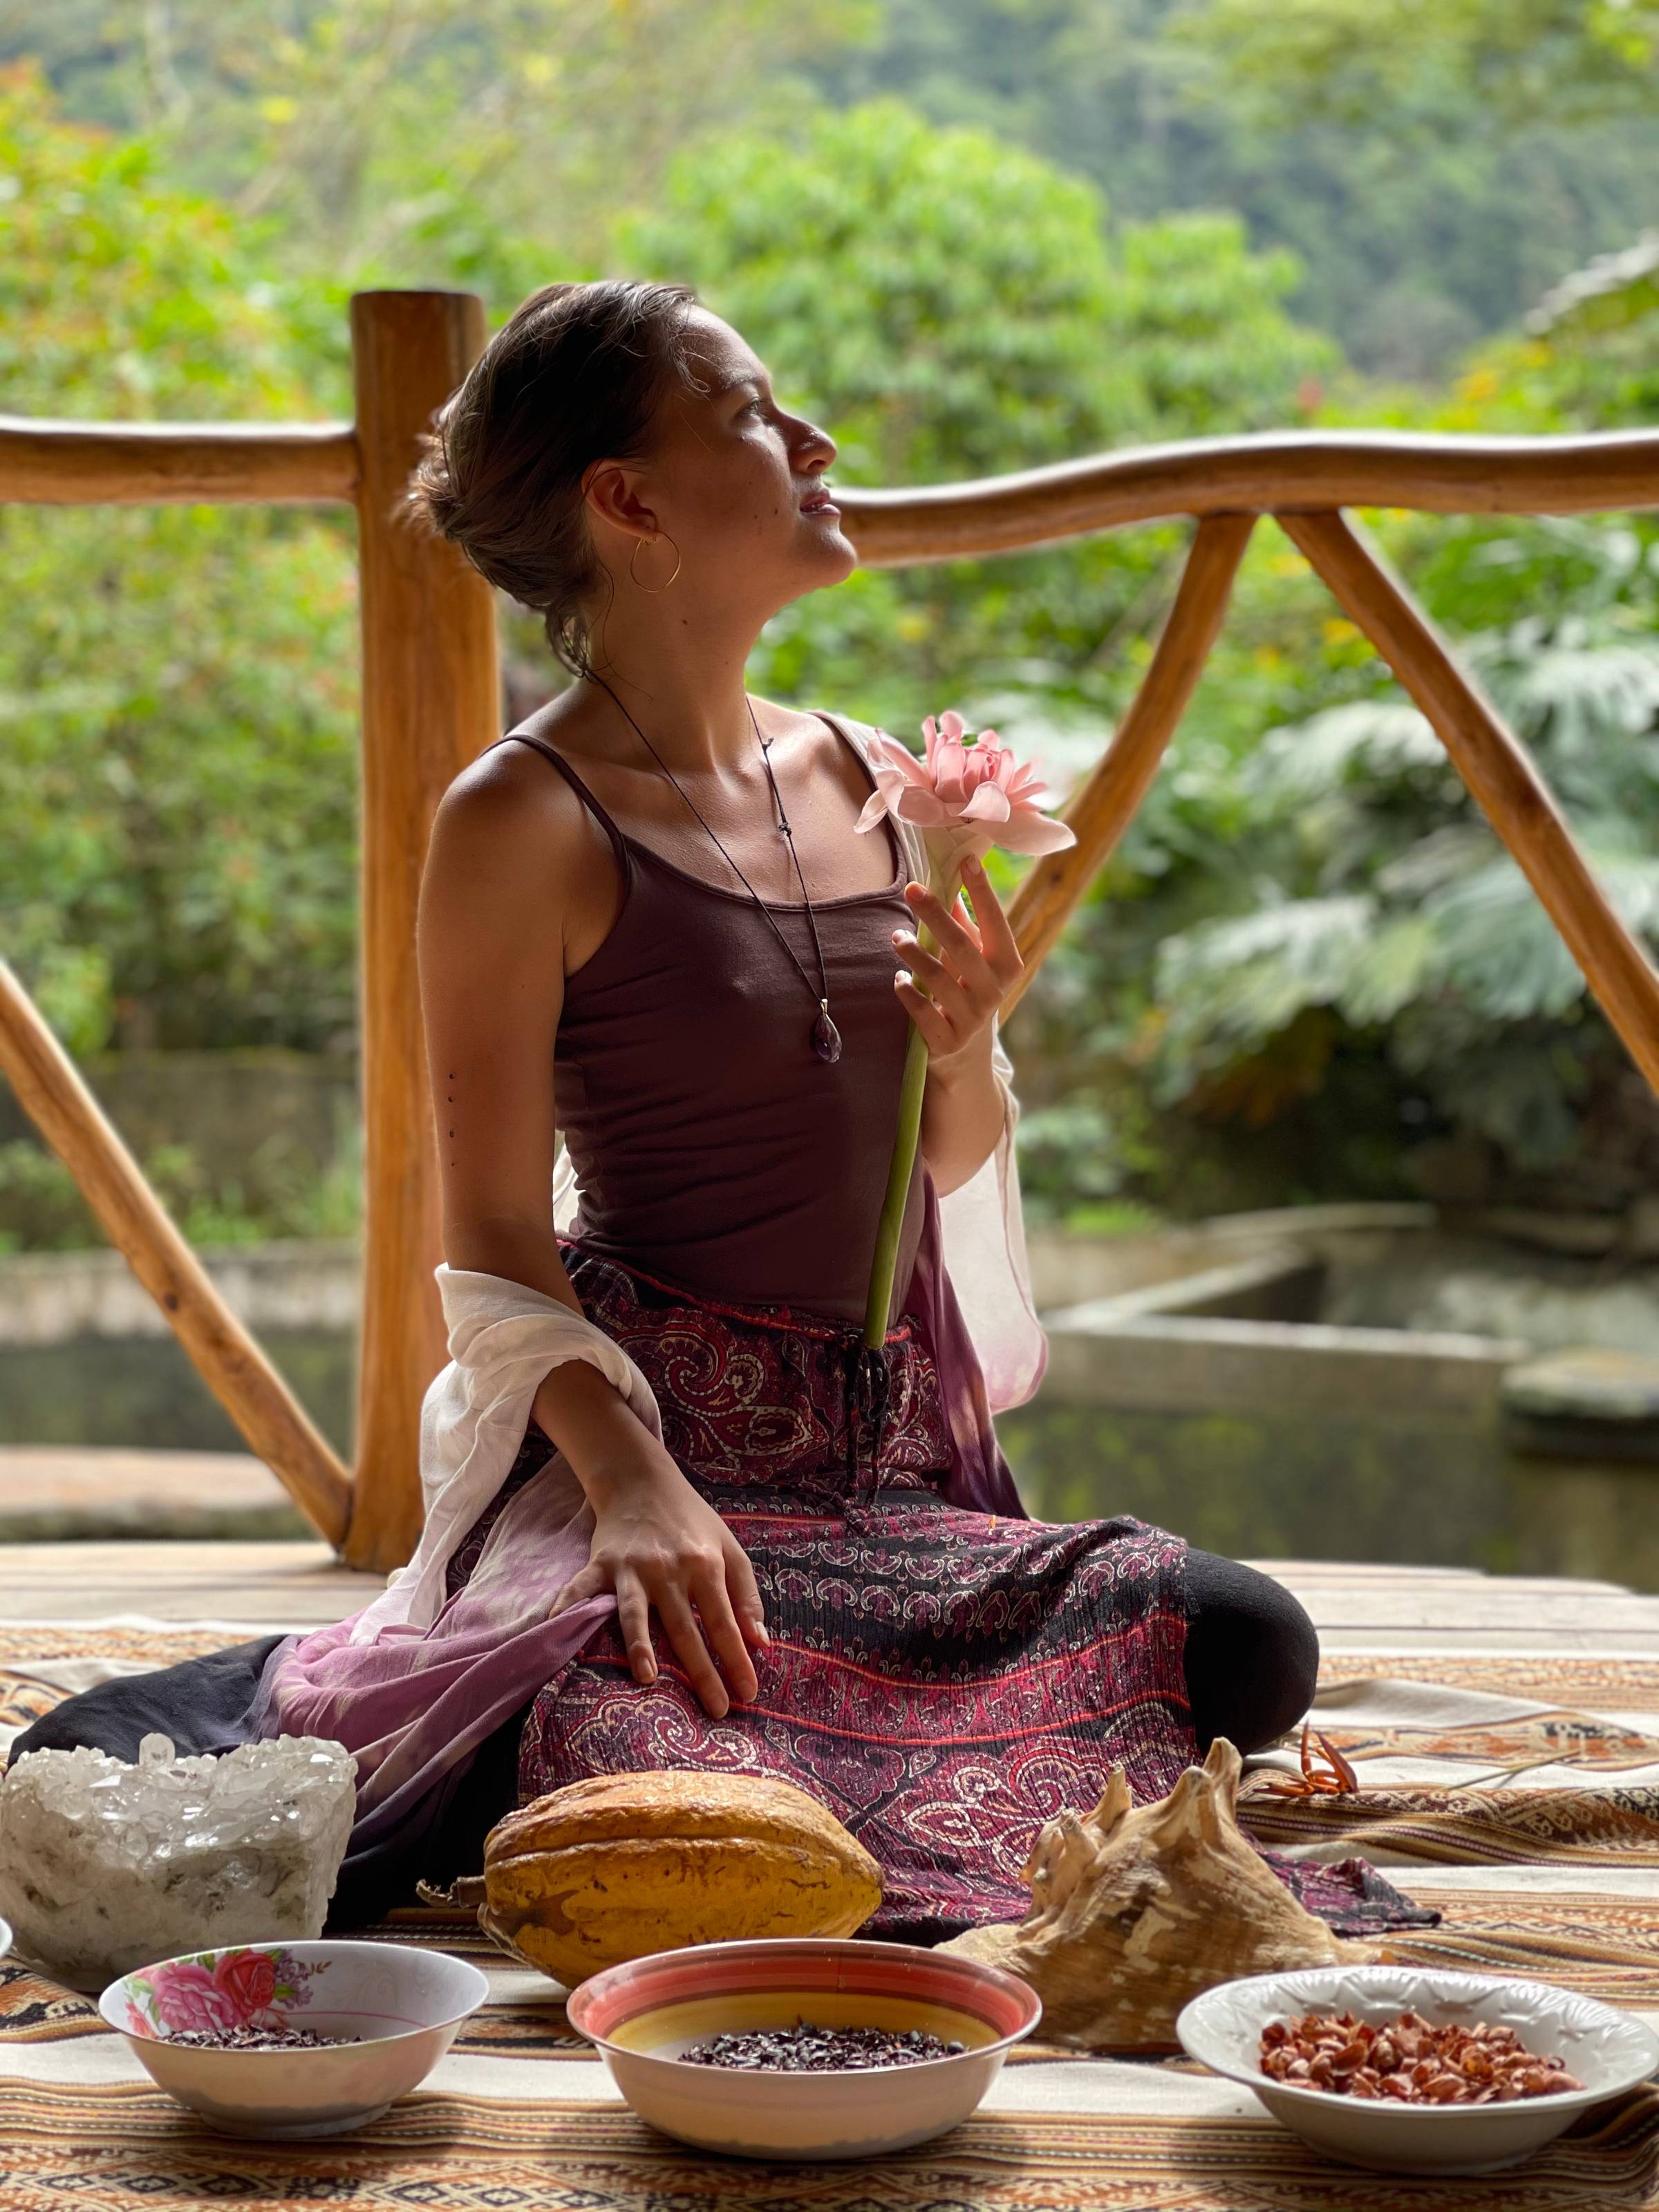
(19, 280, 1413, 1941)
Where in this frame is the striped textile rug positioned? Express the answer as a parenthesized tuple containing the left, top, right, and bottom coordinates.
(6, 1623, 1659, 2206)
(0, 2079, 1655, 2211)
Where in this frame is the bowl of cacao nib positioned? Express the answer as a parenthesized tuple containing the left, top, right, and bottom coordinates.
(1178, 1965, 1659, 2174)
(565, 1936, 1042, 2159)
(99, 1940, 489, 2138)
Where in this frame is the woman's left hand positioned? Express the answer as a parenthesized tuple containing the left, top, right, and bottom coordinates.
(893, 853, 1023, 1065)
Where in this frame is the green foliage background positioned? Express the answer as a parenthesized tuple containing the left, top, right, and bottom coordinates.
(1, 0, 1658, 1244)
(0, 71, 359, 1056)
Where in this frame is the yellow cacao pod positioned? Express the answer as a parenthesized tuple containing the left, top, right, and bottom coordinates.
(480, 1770, 883, 1987)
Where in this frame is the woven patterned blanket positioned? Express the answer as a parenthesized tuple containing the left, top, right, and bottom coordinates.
(3, 1624, 1659, 2208)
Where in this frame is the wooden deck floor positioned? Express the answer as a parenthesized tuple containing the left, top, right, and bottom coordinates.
(0, 1539, 1656, 1649)
(0, 1447, 301, 1541)
(0, 1449, 1656, 1650)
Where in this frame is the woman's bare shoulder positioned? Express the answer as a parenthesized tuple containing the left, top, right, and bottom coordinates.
(435, 726, 587, 850)
(423, 731, 610, 948)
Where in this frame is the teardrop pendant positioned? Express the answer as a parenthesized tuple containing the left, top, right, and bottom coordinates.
(812, 1003, 843, 1064)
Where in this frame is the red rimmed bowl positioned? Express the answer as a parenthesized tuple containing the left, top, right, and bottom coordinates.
(565, 1936, 1042, 2160)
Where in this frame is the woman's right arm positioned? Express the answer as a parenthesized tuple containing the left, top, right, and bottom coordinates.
(416, 749, 765, 1718)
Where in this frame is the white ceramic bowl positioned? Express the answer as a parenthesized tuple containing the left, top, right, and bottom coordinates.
(100, 1940, 489, 2138)
(1179, 1965, 1659, 2175)
(565, 1936, 1042, 2160)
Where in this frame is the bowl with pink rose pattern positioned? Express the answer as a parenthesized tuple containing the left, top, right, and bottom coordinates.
(100, 1940, 489, 2137)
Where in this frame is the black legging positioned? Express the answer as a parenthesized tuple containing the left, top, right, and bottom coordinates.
(1182, 1547, 1320, 1755)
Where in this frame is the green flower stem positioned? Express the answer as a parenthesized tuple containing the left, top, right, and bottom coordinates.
(862, 855, 963, 1350)
(862, 1013, 930, 1349)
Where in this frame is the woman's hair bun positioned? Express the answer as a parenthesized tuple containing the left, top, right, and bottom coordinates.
(403, 277, 701, 677)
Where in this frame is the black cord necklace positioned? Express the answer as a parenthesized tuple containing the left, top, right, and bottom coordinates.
(583, 673, 844, 1064)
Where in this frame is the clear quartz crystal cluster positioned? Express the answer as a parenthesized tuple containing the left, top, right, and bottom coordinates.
(0, 1733, 356, 1989)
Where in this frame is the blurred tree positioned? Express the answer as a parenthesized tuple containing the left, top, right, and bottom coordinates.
(618, 97, 1329, 733)
(4, 12, 1655, 1232)
(1179, 0, 1659, 126)
(1144, 521, 1659, 1215)
(0, 63, 361, 1053)
(804, 0, 1659, 380)
(0, 0, 877, 294)
(1171, 0, 1659, 376)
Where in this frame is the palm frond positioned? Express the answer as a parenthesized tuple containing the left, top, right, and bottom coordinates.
(1425, 861, 1588, 1021)
(1418, 834, 1659, 1022)
(1526, 232, 1659, 339)
(1246, 700, 1443, 803)
(1485, 639, 1659, 753)
(1375, 824, 1498, 899)
(1337, 915, 1440, 1026)
(1156, 893, 1379, 1054)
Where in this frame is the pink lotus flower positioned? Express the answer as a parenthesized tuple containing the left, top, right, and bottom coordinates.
(858, 711, 1074, 1349)
(856, 711, 1076, 865)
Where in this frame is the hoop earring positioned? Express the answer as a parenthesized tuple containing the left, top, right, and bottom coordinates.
(628, 533, 682, 592)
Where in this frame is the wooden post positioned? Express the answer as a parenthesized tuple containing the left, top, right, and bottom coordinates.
(348, 291, 499, 1572)
(1282, 508, 1659, 1098)
(1002, 514, 1255, 1017)
(0, 960, 353, 1544)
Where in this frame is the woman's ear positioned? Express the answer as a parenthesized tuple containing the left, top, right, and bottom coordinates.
(583, 459, 657, 541)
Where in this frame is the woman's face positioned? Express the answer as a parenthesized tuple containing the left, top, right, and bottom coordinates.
(588, 309, 856, 617)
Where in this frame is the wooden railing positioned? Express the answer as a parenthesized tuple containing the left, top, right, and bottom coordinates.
(2, 286, 1656, 1569)
(0, 292, 500, 1571)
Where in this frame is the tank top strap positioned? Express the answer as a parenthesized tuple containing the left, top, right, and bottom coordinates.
(488, 731, 629, 872)
(807, 708, 908, 878)
(808, 706, 865, 770)
(491, 709, 897, 881)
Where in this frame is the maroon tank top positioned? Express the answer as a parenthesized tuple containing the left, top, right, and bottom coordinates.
(501, 713, 925, 1325)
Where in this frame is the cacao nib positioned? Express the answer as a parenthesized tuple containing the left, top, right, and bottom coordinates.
(162, 2024, 357, 2051)
(684, 2023, 966, 2072)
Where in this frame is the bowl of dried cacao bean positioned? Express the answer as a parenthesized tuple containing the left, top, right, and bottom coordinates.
(1178, 1966, 1659, 2174)
(100, 1942, 489, 2139)
(567, 1937, 1042, 2159)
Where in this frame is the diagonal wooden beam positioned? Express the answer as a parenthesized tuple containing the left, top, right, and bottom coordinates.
(1282, 507, 1659, 1098)
(1003, 512, 1255, 1016)
(0, 959, 353, 1548)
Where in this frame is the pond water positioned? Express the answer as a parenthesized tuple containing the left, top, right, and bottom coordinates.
(999, 1400, 1659, 1594)
(0, 1331, 354, 1462)
(5, 1326, 1658, 1593)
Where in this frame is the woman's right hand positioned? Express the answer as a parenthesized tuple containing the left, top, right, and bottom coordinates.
(548, 1436, 768, 1718)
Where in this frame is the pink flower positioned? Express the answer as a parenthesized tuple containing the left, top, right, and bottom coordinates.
(855, 710, 1076, 862)
(214, 1949, 279, 2020)
(856, 708, 1076, 1351)
(148, 1961, 239, 2036)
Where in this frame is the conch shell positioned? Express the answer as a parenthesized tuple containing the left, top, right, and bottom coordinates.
(941, 1738, 1370, 2048)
